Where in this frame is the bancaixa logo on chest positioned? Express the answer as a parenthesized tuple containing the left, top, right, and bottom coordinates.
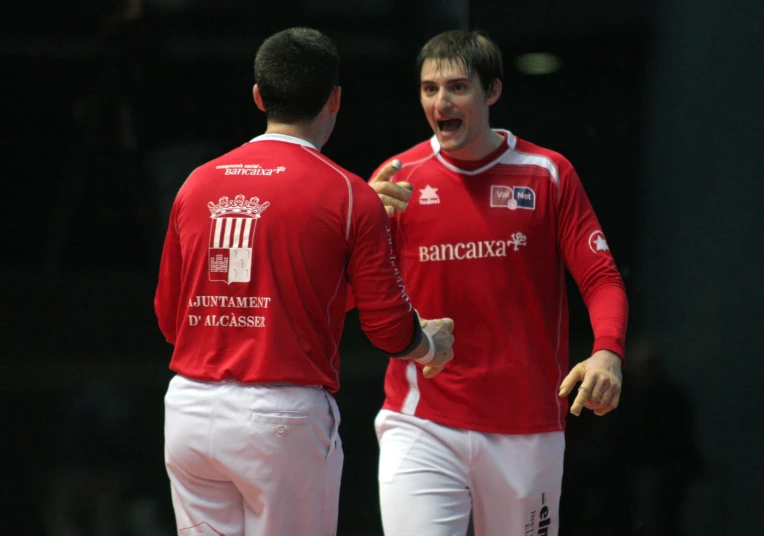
(491, 185, 536, 210)
(208, 195, 270, 284)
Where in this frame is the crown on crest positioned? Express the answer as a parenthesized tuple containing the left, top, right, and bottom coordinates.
(208, 195, 270, 218)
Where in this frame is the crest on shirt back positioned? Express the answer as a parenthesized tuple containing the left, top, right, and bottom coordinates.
(490, 185, 536, 210)
(207, 194, 270, 284)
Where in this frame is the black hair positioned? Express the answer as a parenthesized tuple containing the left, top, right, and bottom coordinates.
(416, 30, 503, 94)
(254, 27, 340, 123)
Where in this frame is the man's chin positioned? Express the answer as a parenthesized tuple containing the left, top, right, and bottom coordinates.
(437, 136, 465, 153)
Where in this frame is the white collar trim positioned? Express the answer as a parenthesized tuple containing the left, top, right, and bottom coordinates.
(430, 129, 516, 176)
(250, 133, 318, 151)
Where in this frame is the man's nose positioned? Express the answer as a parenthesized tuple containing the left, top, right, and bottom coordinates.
(435, 89, 452, 110)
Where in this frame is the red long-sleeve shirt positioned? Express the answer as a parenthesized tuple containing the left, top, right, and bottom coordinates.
(367, 130, 628, 433)
(154, 133, 417, 393)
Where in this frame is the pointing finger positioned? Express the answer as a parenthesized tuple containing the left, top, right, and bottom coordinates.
(379, 194, 409, 211)
(558, 363, 584, 397)
(371, 159, 402, 183)
(372, 181, 412, 203)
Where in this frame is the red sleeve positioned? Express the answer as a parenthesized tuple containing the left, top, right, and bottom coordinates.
(154, 202, 182, 346)
(345, 159, 401, 312)
(557, 166, 628, 362)
(346, 180, 415, 355)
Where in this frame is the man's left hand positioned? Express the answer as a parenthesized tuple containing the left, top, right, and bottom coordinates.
(559, 350, 623, 417)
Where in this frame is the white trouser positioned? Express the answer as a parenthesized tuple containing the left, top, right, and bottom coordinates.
(376, 409, 564, 536)
(164, 374, 343, 536)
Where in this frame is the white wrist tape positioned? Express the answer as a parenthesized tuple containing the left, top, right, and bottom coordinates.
(414, 330, 435, 365)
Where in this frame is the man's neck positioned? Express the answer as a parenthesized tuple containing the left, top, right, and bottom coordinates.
(264, 122, 324, 152)
(444, 129, 504, 161)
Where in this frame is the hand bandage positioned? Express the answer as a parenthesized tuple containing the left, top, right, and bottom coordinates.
(414, 330, 435, 365)
(559, 353, 623, 417)
(418, 317, 455, 378)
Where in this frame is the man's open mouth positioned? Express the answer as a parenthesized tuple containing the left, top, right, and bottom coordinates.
(437, 119, 463, 133)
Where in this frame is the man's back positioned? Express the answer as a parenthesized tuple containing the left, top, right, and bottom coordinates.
(155, 133, 414, 392)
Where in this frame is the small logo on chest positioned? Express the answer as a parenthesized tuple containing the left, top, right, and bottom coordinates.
(490, 185, 536, 210)
(419, 185, 440, 205)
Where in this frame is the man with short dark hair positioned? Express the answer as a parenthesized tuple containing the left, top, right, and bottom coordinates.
(155, 27, 455, 536)
(363, 30, 628, 536)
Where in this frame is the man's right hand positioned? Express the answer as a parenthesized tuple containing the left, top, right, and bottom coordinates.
(419, 317, 455, 378)
(370, 159, 413, 217)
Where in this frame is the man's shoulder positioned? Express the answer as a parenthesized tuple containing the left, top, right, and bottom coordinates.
(189, 142, 251, 174)
(372, 138, 439, 179)
(511, 135, 574, 173)
(309, 154, 365, 183)
(396, 137, 439, 168)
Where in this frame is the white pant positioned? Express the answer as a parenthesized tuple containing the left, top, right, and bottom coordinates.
(375, 409, 564, 536)
(164, 375, 343, 536)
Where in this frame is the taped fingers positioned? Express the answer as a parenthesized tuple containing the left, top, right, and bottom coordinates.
(596, 381, 620, 407)
(558, 362, 585, 397)
(422, 365, 443, 378)
(588, 375, 613, 404)
(570, 374, 597, 416)
(422, 349, 453, 379)
(419, 317, 455, 379)
(610, 390, 621, 409)
(586, 367, 622, 386)
(569, 388, 589, 417)
(433, 317, 455, 333)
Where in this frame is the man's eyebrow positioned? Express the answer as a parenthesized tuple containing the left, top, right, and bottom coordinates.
(420, 77, 471, 85)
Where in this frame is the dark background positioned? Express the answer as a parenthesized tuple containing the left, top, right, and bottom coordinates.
(1, 0, 762, 534)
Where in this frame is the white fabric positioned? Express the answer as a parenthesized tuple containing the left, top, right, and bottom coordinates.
(375, 409, 564, 536)
(164, 374, 343, 536)
(414, 330, 436, 364)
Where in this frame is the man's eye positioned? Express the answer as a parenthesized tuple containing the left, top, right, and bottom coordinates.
(452, 83, 466, 92)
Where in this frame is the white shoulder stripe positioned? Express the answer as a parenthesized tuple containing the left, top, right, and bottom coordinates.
(300, 147, 354, 242)
(400, 150, 438, 169)
(499, 150, 560, 187)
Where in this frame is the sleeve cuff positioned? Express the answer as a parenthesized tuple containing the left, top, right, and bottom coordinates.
(592, 336, 625, 366)
(389, 311, 423, 358)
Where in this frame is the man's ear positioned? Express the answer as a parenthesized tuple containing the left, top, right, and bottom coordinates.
(327, 86, 341, 114)
(486, 79, 502, 106)
(253, 84, 266, 112)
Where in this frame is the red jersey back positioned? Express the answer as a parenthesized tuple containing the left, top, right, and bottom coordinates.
(155, 134, 416, 392)
(374, 130, 627, 433)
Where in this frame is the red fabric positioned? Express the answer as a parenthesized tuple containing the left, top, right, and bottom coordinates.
(363, 130, 628, 433)
(155, 134, 415, 393)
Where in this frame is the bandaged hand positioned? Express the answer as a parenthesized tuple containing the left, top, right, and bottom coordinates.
(559, 350, 623, 417)
(417, 316, 455, 379)
(370, 160, 413, 217)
